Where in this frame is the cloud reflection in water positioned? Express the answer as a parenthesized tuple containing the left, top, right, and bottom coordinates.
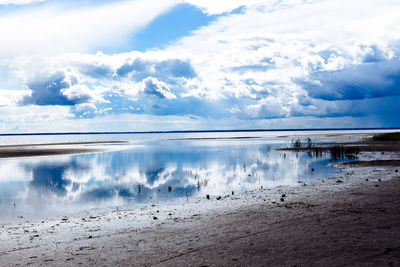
(0, 140, 344, 221)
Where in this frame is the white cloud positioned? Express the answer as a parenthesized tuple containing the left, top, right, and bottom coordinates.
(0, 89, 29, 106)
(2, 0, 400, 131)
(0, 0, 43, 5)
(0, 0, 177, 57)
(183, 0, 315, 15)
(0, 105, 74, 133)
(166, 0, 400, 118)
(182, 0, 261, 15)
(245, 97, 288, 119)
(142, 77, 176, 99)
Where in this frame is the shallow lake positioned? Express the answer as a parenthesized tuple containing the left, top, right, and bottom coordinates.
(0, 130, 370, 223)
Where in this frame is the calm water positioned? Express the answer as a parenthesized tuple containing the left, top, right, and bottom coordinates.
(0, 130, 374, 223)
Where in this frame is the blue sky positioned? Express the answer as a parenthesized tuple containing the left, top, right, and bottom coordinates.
(0, 0, 400, 133)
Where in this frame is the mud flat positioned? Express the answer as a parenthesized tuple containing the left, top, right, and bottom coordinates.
(0, 141, 127, 158)
(0, 146, 399, 266)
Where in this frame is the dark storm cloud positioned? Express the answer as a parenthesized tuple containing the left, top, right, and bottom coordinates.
(298, 58, 400, 101)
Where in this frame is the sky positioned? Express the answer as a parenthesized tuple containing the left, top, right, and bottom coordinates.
(0, 0, 399, 133)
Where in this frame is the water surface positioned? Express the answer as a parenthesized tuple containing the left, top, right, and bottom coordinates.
(0, 130, 366, 223)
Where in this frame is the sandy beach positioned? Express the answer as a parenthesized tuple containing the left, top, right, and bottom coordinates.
(0, 139, 399, 266)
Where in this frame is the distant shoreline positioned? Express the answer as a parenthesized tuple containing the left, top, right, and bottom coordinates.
(0, 132, 398, 158)
(0, 127, 399, 136)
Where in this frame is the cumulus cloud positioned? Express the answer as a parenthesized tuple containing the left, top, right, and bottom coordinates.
(23, 71, 77, 106)
(298, 58, 400, 101)
(72, 103, 98, 118)
(183, 0, 266, 15)
(290, 96, 400, 122)
(116, 58, 196, 81)
(142, 77, 176, 99)
(0, 89, 29, 106)
(3, 0, 400, 130)
(22, 69, 99, 106)
(14, 52, 199, 116)
(77, 63, 114, 79)
(245, 97, 288, 119)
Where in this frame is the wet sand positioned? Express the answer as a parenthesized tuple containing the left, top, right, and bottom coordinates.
(0, 148, 100, 158)
(0, 141, 127, 158)
(0, 143, 399, 266)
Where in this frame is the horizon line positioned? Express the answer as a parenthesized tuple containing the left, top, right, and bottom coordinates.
(0, 127, 399, 136)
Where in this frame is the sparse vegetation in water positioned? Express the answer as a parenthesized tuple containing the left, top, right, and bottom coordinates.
(292, 139, 302, 148)
(308, 147, 323, 158)
(329, 145, 359, 161)
(292, 138, 314, 148)
(371, 132, 400, 141)
(307, 138, 313, 148)
(306, 145, 359, 160)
